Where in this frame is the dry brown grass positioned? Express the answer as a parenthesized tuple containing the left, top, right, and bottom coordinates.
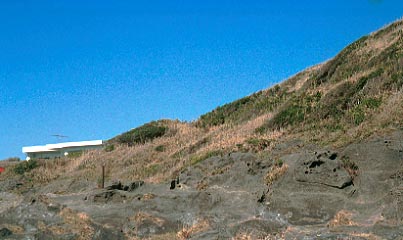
(374, 89, 403, 127)
(0, 224, 24, 234)
(189, 115, 282, 156)
(27, 159, 67, 183)
(59, 208, 95, 240)
(133, 232, 178, 240)
(349, 233, 382, 240)
(265, 162, 288, 186)
(368, 19, 403, 52)
(54, 113, 283, 184)
(232, 233, 254, 240)
(284, 64, 323, 92)
(327, 210, 356, 228)
(177, 219, 210, 240)
(123, 212, 178, 239)
(232, 232, 282, 240)
(133, 212, 166, 227)
(327, 88, 403, 148)
(0, 160, 20, 180)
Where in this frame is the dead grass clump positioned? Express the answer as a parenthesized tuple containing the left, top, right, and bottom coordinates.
(265, 160, 288, 186)
(141, 193, 156, 200)
(233, 231, 281, 240)
(28, 159, 68, 183)
(196, 181, 208, 191)
(231, 233, 254, 240)
(133, 212, 166, 227)
(126, 212, 171, 238)
(15, 113, 284, 185)
(189, 150, 223, 166)
(0, 224, 24, 234)
(60, 208, 95, 240)
(327, 210, 356, 228)
(177, 219, 209, 240)
(242, 137, 272, 152)
(349, 232, 383, 240)
(341, 156, 359, 179)
(137, 232, 179, 240)
(177, 228, 191, 240)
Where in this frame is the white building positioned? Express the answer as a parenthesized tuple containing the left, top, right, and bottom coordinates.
(22, 140, 103, 160)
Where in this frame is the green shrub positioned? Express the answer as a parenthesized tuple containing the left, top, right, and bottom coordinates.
(188, 137, 210, 154)
(155, 145, 165, 152)
(273, 84, 281, 93)
(355, 68, 383, 93)
(14, 160, 38, 175)
(144, 164, 161, 177)
(274, 159, 284, 167)
(115, 121, 168, 146)
(312, 36, 368, 86)
(104, 144, 115, 152)
(324, 123, 343, 132)
(67, 151, 83, 158)
(196, 96, 253, 128)
(362, 98, 382, 109)
(350, 106, 365, 125)
(319, 82, 355, 119)
(196, 88, 285, 129)
(256, 90, 325, 133)
(245, 138, 271, 151)
(246, 138, 261, 146)
(281, 104, 306, 125)
(346, 97, 381, 126)
(268, 104, 305, 129)
(189, 150, 223, 166)
(385, 72, 403, 90)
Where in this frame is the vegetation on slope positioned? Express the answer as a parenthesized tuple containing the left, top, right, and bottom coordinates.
(2, 19, 402, 186)
(195, 85, 284, 128)
(257, 20, 403, 138)
(13, 159, 38, 175)
(112, 120, 169, 146)
(196, 19, 402, 136)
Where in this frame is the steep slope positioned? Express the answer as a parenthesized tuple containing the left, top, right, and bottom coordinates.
(1, 19, 403, 239)
(94, 18, 402, 183)
(198, 18, 403, 142)
(3, 17, 402, 192)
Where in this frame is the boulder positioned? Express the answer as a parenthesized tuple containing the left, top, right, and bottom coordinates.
(294, 151, 352, 189)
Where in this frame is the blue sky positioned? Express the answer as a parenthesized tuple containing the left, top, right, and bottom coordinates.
(1, 1, 402, 159)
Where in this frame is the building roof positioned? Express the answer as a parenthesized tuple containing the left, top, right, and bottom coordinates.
(22, 140, 103, 154)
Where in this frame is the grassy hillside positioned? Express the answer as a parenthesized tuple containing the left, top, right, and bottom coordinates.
(2, 19, 402, 186)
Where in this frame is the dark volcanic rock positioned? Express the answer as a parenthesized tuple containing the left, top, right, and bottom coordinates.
(127, 180, 144, 192)
(294, 150, 352, 189)
(0, 179, 24, 192)
(269, 130, 403, 238)
(106, 181, 123, 190)
(269, 151, 354, 225)
(1, 131, 402, 239)
(0, 228, 12, 237)
(106, 180, 144, 192)
(92, 190, 127, 204)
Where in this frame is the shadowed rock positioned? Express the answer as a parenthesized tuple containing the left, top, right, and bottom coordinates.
(106, 181, 144, 192)
(0, 228, 12, 237)
(295, 151, 352, 189)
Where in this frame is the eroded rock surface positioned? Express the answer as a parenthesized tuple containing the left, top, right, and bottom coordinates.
(0, 131, 402, 239)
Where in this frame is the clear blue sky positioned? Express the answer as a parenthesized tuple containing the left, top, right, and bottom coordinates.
(1, 1, 402, 159)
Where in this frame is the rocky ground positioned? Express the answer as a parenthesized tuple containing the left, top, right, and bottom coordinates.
(1, 131, 402, 239)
